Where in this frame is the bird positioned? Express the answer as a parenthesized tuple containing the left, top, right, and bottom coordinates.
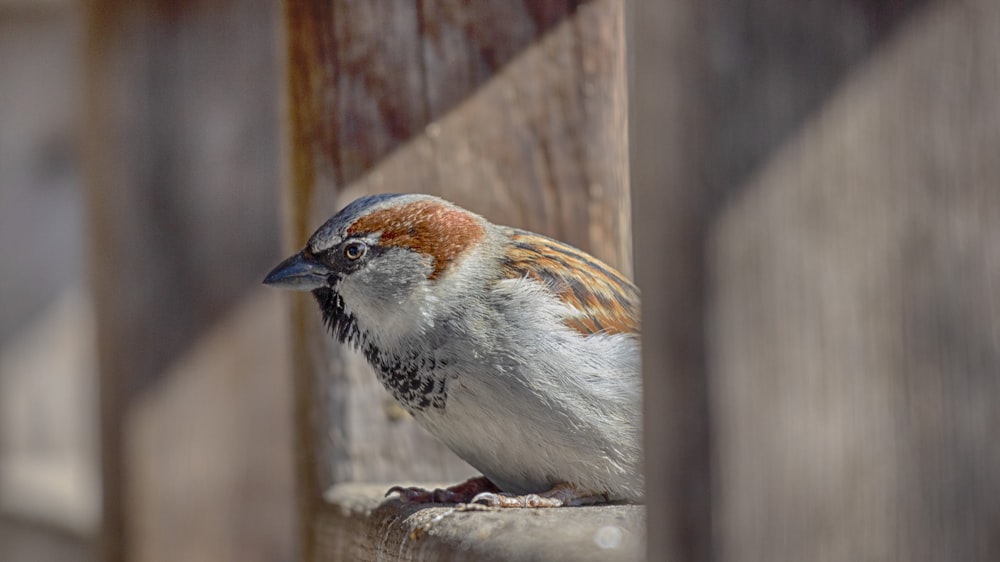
(263, 193, 642, 507)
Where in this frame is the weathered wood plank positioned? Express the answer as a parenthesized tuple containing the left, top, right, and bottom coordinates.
(85, 1, 282, 560)
(335, 0, 630, 273)
(316, 484, 644, 562)
(283, 1, 630, 558)
(711, 0, 1000, 560)
(629, 1, 711, 561)
(126, 291, 296, 562)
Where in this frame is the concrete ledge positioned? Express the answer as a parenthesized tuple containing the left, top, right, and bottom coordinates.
(315, 483, 645, 562)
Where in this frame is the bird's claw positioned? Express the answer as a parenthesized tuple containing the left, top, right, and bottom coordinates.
(386, 480, 600, 508)
(385, 485, 460, 503)
(384, 476, 500, 504)
(470, 491, 565, 508)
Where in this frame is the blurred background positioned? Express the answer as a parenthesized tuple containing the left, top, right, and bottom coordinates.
(2, 0, 292, 560)
(1, 0, 997, 561)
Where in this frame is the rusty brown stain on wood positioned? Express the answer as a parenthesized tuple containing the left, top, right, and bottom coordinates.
(286, 0, 330, 243)
(284, 6, 336, 562)
(286, 1, 584, 197)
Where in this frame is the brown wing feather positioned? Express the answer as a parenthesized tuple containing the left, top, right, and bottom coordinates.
(499, 229, 640, 336)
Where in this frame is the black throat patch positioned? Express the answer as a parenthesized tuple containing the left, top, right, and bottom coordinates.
(312, 288, 448, 412)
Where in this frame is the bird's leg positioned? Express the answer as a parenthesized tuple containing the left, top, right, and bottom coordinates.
(470, 482, 608, 508)
(385, 476, 501, 504)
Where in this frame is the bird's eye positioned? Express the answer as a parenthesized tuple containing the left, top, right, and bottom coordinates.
(343, 241, 367, 261)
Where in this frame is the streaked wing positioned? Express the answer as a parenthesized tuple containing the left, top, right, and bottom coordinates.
(499, 229, 640, 336)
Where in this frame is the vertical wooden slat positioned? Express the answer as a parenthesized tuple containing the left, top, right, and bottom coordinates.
(629, 1, 711, 561)
(283, 1, 631, 558)
(85, 1, 283, 560)
(711, 0, 1000, 559)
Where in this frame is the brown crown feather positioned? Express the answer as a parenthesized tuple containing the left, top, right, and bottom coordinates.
(347, 200, 486, 280)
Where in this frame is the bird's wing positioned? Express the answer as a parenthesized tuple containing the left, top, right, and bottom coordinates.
(499, 229, 640, 336)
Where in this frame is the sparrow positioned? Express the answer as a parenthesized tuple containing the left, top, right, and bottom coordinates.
(264, 193, 642, 507)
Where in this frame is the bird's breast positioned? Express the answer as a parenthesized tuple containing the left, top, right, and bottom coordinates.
(363, 343, 449, 413)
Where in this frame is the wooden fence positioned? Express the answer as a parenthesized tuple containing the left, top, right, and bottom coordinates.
(68, 0, 1000, 560)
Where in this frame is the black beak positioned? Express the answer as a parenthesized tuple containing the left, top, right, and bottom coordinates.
(263, 252, 331, 291)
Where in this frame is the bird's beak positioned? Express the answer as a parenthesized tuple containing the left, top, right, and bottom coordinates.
(263, 252, 331, 291)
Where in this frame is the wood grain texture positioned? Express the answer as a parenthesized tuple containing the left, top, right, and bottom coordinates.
(126, 292, 296, 562)
(711, 0, 1000, 559)
(316, 483, 644, 562)
(283, 1, 629, 558)
(331, 0, 630, 273)
(286, 0, 577, 194)
(629, 1, 711, 561)
(85, 1, 282, 560)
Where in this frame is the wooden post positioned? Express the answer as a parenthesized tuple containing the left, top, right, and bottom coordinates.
(282, 1, 633, 558)
(711, 0, 1000, 560)
(629, 1, 711, 561)
(85, 1, 290, 560)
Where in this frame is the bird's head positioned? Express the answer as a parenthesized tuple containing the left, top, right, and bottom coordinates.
(263, 193, 487, 344)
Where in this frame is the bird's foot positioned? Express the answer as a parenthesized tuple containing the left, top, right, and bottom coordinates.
(470, 482, 608, 508)
(385, 476, 500, 504)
